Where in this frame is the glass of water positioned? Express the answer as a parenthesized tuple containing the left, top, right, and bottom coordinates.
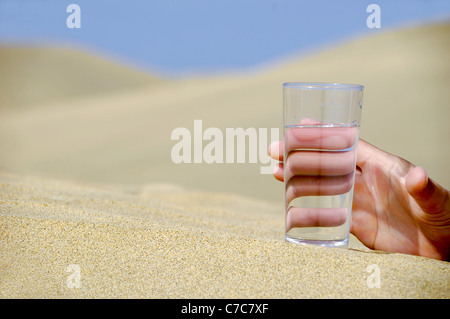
(283, 82, 364, 248)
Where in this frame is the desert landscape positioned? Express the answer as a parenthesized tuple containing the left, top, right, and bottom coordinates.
(0, 22, 449, 298)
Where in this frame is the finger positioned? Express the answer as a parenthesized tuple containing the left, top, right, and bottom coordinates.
(405, 166, 428, 195)
(284, 149, 356, 180)
(273, 163, 284, 182)
(406, 166, 450, 215)
(285, 173, 354, 203)
(284, 125, 357, 153)
(286, 207, 348, 230)
(356, 138, 384, 169)
(268, 141, 283, 161)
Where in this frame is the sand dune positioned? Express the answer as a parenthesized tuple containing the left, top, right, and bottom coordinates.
(1, 171, 448, 298)
(0, 23, 449, 203)
(0, 23, 449, 298)
(0, 46, 163, 109)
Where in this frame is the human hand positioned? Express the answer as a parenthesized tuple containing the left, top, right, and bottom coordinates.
(269, 139, 450, 261)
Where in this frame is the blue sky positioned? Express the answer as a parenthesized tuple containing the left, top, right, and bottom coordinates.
(0, 0, 449, 77)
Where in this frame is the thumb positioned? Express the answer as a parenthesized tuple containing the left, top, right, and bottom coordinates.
(406, 166, 449, 215)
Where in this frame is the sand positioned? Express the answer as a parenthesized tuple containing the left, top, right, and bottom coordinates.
(1, 22, 449, 299)
(1, 171, 448, 298)
(0, 23, 449, 203)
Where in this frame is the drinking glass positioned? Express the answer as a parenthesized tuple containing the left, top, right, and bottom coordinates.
(283, 82, 363, 248)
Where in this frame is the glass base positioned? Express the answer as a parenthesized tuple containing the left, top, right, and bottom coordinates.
(285, 235, 348, 249)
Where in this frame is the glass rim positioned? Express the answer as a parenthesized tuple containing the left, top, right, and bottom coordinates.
(283, 82, 364, 90)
